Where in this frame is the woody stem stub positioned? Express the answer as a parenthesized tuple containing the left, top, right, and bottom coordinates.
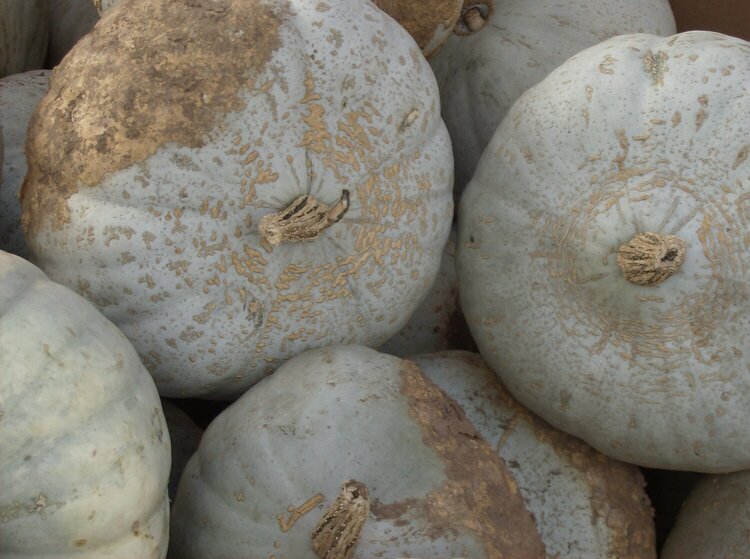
(311, 480, 369, 559)
(617, 232, 686, 286)
(455, 3, 491, 34)
(258, 190, 349, 251)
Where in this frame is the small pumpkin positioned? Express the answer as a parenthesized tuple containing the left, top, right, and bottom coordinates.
(458, 31, 750, 471)
(0, 0, 49, 78)
(413, 351, 655, 559)
(661, 471, 750, 559)
(0, 250, 170, 558)
(0, 70, 50, 256)
(22, 0, 453, 399)
(430, 0, 676, 193)
(169, 345, 546, 558)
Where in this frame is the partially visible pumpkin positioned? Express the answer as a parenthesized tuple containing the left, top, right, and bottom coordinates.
(430, 0, 676, 193)
(413, 351, 655, 559)
(0, 0, 49, 78)
(169, 345, 546, 558)
(22, 0, 453, 399)
(0, 250, 170, 558)
(92, 0, 119, 14)
(373, 0, 464, 57)
(661, 471, 750, 559)
(458, 31, 750, 471)
(0, 70, 50, 256)
(161, 400, 202, 503)
(46, 0, 99, 67)
(379, 228, 475, 356)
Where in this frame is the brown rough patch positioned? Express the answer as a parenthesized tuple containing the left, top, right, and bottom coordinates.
(644, 50, 669, 86)
(448, 352, 656, 559)
(371, 497, 418, 521)
(373, 0, 463, 57)
(397, 361, 545, 558)
(21, 0, 289, 236)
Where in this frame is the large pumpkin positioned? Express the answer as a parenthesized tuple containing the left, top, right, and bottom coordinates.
(0, 70, 50, 256)
(661, 471, 750, 559)
(169, 345, 546, 558)
(413, 351, 655, 559)
(0, 0, 49, 78)
(21, 0, 453, 399)
(430, 0, 676, 193)
(458, 31, 750, 472)
(0, 250, 170, 558)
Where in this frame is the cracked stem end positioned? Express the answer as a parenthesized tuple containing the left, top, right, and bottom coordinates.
(617, 232, 686, 286)
(259, 190, 349, 252)
(311, 480, 369, 559)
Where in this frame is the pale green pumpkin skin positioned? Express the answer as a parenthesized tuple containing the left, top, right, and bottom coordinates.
(0, 250, 171, 558)
(0, 70, 50, 257)
(661, 471, 750, 559)
(430, 0, 675, 194)
(458, 31, 750, 472)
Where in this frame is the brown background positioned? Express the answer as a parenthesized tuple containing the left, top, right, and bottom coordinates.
(669, 0, 750, 41)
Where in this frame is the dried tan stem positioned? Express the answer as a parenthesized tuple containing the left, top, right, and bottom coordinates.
(455, 3, 491, 34)
(258, 190, 349, 252)
(463, 7, 486, 32)
(311, 480, 369, 559)
(617, 232, 686, 286)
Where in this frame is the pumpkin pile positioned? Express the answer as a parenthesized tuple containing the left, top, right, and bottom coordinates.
(3, 0, 750, 557)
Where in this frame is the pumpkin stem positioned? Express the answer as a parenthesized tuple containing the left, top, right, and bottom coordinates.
(617, 232, 686, 286)
(455, 3, 491, 34)
(311, 480, 369, 559)
(258, 190, 349, 252)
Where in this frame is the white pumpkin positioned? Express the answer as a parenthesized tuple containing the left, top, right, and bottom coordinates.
(661, 471, 750, 559)
(0, 250, 170, 558)
(21, 0, 453, 399)
(160, 400, 203, 503)
(0, 70, 50, 257)
(0, 0, 49, 78)
(169, 345, 546, 558)
(430, 0, 676, 193)
(458, 31, 750, 472)
(379, 228, 475, 356)
(413, 351, 655, 559)
(46, 0, 99, 67)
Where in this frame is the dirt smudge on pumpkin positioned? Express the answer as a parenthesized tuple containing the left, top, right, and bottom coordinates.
(21, 0, 290, 235)
(372, 0, 462, 56)
(389, 360, 545, 558)
(444, 351, 655, 559)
